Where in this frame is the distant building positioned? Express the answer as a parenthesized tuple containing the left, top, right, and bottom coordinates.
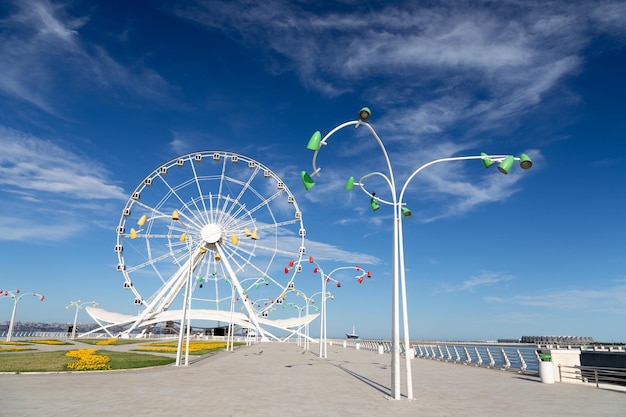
(520, 335, 594, 345)
(497, 338, 520, 343)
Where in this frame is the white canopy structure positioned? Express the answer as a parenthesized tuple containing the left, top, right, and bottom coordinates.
(84, 306, 319, 342)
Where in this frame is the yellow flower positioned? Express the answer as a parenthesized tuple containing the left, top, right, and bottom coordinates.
(65, 349, 111, 371)
(137, 340, 227, 353)
(0, 347, 29, 352)
(26, 339, 65, 345)
(95, 338, 118, 345)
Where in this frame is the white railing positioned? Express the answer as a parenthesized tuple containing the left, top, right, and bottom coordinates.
(328, 339, 539, 374)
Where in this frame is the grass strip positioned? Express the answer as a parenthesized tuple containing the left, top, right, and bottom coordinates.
(0, 350, 175, 372)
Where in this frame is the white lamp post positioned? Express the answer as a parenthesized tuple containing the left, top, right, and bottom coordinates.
(2, 290, 45, 342)
(65, 300, 99, 340)
(302, 108, 533, 400)
(305, 258, 370, 358)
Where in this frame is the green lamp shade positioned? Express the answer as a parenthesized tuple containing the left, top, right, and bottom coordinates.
(498, 155, 515, 174)
(519, 153, 533, 169)
(402, 207, 412, 218)
(358, 107, 371, 122)
(306, 131, 322, 151)
(301, 171, 315, 190)
(370, 197, 380, 211)
(480, 152, 494, 168)
(345, 176, 355, 190)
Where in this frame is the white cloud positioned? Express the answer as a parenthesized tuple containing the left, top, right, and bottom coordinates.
(0, 216, 83, 242)
(173, 1, 588, 221)
(302, 239, 382, 265)
(0, 127, 127, 242)
(590, 2, 626, 37)
(0, 0, 173, 115)
(0, 127, 126, 200)
(486, 283, 626, 314)
(439, 271, 514, 293)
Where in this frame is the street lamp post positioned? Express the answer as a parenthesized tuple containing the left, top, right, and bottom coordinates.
(306, 258, 370, 358)
(65, 300, 99, 340)
(301, 108, 532, 400)
(2, 289, 45, 342)
(287, 289, 323, 350)
(286, 302, 305, 346)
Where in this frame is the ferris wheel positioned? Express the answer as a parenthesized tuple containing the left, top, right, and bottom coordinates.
(114, 151, 307, 337)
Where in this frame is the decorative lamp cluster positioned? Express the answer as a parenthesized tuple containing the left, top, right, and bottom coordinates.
(298, 106, 534, 399)
(302, 109, 533, 214)
(1, 289, 45, 302)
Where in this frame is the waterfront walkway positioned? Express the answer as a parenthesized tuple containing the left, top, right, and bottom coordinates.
(1, 341, 625, 416)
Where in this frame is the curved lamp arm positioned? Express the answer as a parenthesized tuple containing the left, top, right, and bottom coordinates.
(351, 171, 396, 206)
(398, 154, 532, 205)
(305, 114, 398, 209)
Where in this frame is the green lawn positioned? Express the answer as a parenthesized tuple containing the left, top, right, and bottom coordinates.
(0, 350, 175, 372)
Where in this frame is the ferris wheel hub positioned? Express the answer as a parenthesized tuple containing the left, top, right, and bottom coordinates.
(201, 223, 223, 244)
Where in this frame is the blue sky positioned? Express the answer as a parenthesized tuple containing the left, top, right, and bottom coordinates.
(1, 0, 625, 342)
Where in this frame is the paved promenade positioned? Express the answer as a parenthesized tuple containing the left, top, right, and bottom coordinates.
(1, 341, 625, 416)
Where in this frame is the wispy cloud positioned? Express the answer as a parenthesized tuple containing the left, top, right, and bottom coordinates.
(485, 283, 626, 314)
(172, 1, 619, 126)
(0, 127, 127, 242)
(173, 0, 612, 220)
(302, 239, 382, 265)
(438, 271, 514, 293)
(0, 127, 126, 199)
(0, 0, 173, 116)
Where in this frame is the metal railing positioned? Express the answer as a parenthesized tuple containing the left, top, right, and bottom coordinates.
(330, 339, 540, 374)
(559, 364, 626, 389)
(413, 342, 539, 374)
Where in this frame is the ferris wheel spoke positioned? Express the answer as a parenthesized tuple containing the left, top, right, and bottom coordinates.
(125, 245, 188, 273)
(218, 169, 260, 221)
(220, 244, 250, 274)
(155, 171, 205, 230)
(214, 156, 228, 215)
(129, 200, 170, 220)
(246, 190, 283, 217)
(227, 245, 264, 276)
(229, 166, 261, 213)
(188, 156, 211, 224)
(257, 219, 301, 231)
(215, 194, 244, 227)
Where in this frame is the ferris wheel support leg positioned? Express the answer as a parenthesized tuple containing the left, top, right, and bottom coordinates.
(123, 250, 204, 336)
(216, 243, 267, 341)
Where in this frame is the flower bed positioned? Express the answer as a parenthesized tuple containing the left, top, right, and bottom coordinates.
(25, 339, 66, 345)
(136, 340, 227, 354)
(95, 338, 118, 345)
(65, 348, 111, 371)
(0, 347, 31, 352)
